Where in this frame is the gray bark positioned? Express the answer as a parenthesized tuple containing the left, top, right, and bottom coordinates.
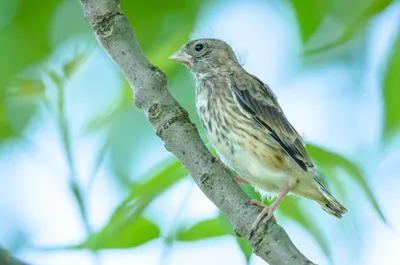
(78, 0, 315, 264)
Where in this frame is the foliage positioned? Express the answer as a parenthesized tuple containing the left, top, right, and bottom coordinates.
(383, 32, 400, 140)
(1, 0, 399, 264)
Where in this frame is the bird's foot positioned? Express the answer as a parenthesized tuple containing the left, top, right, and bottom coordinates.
(213, 157, 249, 185)
(249, 199, 277, 238)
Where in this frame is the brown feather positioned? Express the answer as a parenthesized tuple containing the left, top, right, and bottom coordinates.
(228, 71, 313, 172)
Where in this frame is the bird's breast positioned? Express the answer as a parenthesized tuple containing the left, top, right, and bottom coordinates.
(196, 87, 289, 193)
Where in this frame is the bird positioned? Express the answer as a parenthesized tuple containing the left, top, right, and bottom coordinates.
(169, 38, 347, 235)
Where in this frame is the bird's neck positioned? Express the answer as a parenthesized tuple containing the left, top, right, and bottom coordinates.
(196, 60, 242, 79)
(194, 71, 213, 80)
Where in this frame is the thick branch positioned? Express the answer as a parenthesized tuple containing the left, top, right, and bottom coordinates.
(79, 0, 315, 264)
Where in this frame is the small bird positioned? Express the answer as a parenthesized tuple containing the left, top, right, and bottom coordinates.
(169, 38, 347, 234)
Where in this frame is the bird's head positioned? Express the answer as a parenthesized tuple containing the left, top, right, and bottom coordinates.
(169, 38, 239, 78)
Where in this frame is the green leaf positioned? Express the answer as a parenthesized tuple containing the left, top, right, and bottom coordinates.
(0, 0, 59, 90)
(303, 0, 393, 55)
(63, 49, 90, 78)
(218, 213, 252, 263)
(121, 0, 201, 53)
(306, 144, 386, 223)
(127, 159, 188, 200)
(75, 158, 187, 250)
(176, 218, 227, 241)
(279, 196, 332, 261)
(336, 0, 393, 44)
(83, 84, 132, 133)
(7, 78, 45, 97)
(78, 217, 159, 250)
(50, 0, 92, 46)
(3, 94, 40, 141)
(112, 159, 188, 228)
(121, 0, 202, 80)
(383, 31, 400, 140)
(290, 0, 333, 43)
(0, 119, 15, 141)
(0, 77, 44, 144)
(236, 237, 253, 264)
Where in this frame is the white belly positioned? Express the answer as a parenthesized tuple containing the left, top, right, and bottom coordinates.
(208, 130, 289, 194)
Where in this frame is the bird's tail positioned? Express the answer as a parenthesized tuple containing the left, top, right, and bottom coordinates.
(314, 177, 347, 218)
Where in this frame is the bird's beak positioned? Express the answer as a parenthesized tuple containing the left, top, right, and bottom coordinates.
(169, 50, 193, 66)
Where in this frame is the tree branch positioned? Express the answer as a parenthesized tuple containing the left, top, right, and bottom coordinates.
(78, 0, 315, 264)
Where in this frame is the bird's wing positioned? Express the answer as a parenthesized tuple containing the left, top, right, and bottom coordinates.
(229, 71, 313, 172)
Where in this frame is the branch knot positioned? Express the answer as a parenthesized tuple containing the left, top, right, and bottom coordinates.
(155, 107, 189, 137)
(93, 11, 122, 38)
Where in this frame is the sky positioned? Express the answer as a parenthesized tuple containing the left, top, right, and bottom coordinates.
(1, 0, 400, 264)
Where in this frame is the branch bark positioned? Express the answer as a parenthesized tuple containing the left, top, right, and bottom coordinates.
(78, 1, 315, 264)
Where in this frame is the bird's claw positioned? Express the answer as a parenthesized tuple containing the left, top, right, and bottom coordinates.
(250, 199, 265, 208)
(249, 199, 277, 239)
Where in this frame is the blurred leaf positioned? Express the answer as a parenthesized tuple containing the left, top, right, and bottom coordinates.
(121, 0, 202, 80)
(127, 159, 188, 200)
(290, 0, 332, 43)
(108, 104, 156, 184)
(177, 218, 227, 241)
(383, 31, 400, 140)
(0, 120, 16, 141)
(0, 98, 18, 142)
(343, 0, 393, 38)
(78, 217, 159, 250)
(70, 180, 89, 229)
(112, 159, 187, 229)
(49, 0, 91, 46)
(7, 78, 45, 97)
(147, 30, 189, 78)
(75, 158, 187, 250)
(122, 0, 201, 51)
(0, 0, 93, 144)
(303, 0, 393, 54)
(83, 80, 153, 184)
(0, 248, 26, 265)
(0, 0, 59, 90)
(279, 196, 332, 261)
(0, 77, 44, 143)
(84, 92, 130, 132)
(306, 144, 386, 223)
(0, 0, 94, 90)
(336, 0, 392, 39)
(218, 213, 252, 263)
(48, 69, 62, 87)
(3, 96, 39, 139)
(63, 49, 89, 78)
(236, 237, 253, 264)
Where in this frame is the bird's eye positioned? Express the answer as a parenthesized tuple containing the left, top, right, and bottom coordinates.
(194, 43, 204, 51)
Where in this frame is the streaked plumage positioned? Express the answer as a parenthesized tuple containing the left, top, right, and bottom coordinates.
(170, 38, 347, 233)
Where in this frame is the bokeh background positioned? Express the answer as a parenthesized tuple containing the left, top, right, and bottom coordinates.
(1, 0, 400, 264)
